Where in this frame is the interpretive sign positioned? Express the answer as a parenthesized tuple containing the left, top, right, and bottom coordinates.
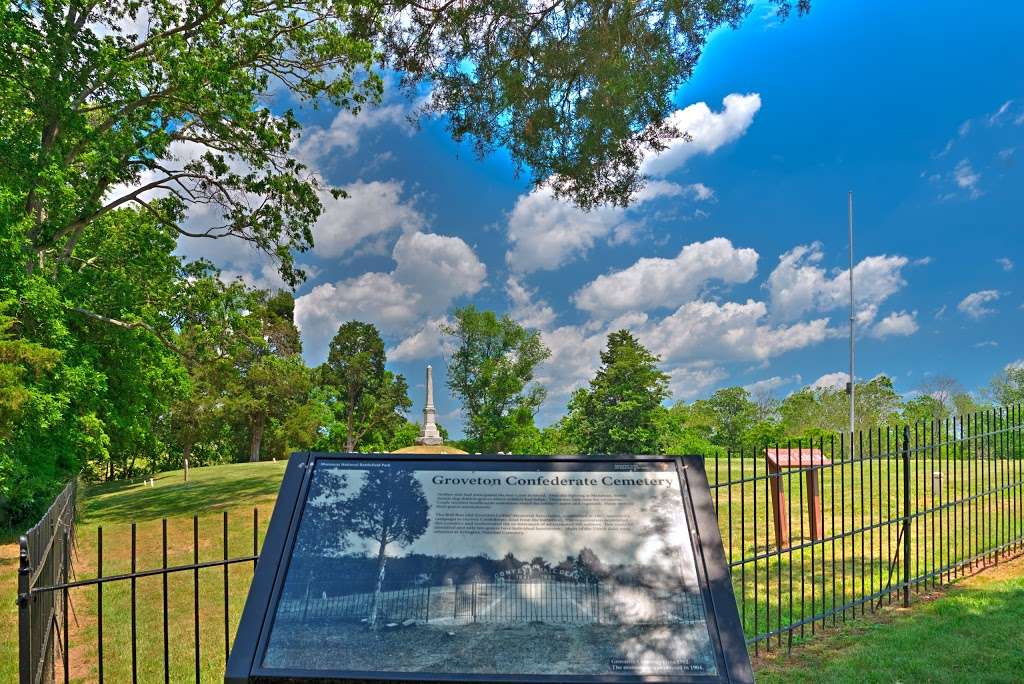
(226, 453, 752, 684)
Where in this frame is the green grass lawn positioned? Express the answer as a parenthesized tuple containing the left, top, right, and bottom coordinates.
(4, 455, 1022, 682)
(1, 534, 21, 683)
(756, 553, 1024, 682)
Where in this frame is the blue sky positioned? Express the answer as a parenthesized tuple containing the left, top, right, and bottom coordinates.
(182, 1, 1024, 435)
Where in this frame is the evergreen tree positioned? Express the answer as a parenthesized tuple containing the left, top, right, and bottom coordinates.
(319, 321, 412, 452)
(565, 330, 669, 455)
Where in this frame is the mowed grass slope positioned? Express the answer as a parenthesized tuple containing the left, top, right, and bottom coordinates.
(756, 553, 1024, 683)
(69, 461, 287, 683)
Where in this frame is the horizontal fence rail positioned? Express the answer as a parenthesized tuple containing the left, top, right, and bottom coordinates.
(707, 404, 1024, 653)
(18, 404, 1023, 680)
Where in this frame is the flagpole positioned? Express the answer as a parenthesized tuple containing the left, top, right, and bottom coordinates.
(848, 191, 856, 438)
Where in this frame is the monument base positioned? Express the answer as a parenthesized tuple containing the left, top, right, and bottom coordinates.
(414, 436, 443, 446)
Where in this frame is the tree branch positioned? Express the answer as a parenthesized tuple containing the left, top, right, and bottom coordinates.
(70, 307, 184, 356)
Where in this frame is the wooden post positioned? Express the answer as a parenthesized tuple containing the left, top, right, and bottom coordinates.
(767, 449, 830, 549)
(806, 469, 824, 541)
(767, 459, 789, 549)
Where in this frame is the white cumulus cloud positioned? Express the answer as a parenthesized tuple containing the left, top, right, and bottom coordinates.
(388, 317, 452, 362)
(766, 242, 909, 325)
(504, 181, 683, 273)
(641, 93, 762, 176)
(573, 237, 759, 317)
(957, 290, 1001, 319)
(295, 232, 485, 362)
(811, 372, 850, 390)
(871, 310, 919, 338)
(311, 180, 425, 258)
(668, 363, 729, 401)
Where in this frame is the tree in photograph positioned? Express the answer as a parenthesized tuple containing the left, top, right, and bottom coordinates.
(442, 306, 550, 452)
(3, 0, 809, 291)
(344, 468, 429, 626)
(565, 330, 669, 454)
(319, 321, 411, 452)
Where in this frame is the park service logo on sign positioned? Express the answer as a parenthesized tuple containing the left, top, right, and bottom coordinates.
(227, 454, 752, 684)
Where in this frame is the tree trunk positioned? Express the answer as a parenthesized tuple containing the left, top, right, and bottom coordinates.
(183, 441, 192, 482)
(249, 414, 265, 462)
(368, 537, 389, 627)
(346, 405, 356, 452)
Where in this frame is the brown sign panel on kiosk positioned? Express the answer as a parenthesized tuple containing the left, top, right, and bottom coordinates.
(226, 453, 753, 684)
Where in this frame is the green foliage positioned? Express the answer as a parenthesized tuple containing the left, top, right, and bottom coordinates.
(990, 366, 1024, 407)
(565, 330, 669, 454)
(780, 376, 903, 439)
(318, 321, 412, 452)
(2, 0, 385, 286)
(690, 387, 759, 452)
(442, 306, 550, 452)
(386, 0, 809, 208)
(654, 404, 716, 456)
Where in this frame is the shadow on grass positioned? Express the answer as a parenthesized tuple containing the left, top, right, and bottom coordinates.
(756, 566, 1024, 683)
(81, 466, 284, 525)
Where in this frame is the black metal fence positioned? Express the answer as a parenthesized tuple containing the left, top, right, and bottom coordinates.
(706, 404, 1024, 653)
(277, 578, 705, 626)
(18, 507, 262, 684)
(18, 479, 77, 684)
(17, 404, 1024, 680)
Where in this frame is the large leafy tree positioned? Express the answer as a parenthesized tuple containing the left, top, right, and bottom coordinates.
(2, 0, 810, 291)
(690, 387, 758, 452)
(990, 366, 1024, 407)
(565, 329, 668, 454)
(225, 291, 312, 461)
(442, 306, 550, 452)
(319, 321, 412, 452)
(2, 0, 384, 285)
(386, 0, 808, 208)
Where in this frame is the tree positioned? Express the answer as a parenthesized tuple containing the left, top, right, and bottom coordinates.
(655, 404, 716, 456)
(226, 291, 311, 461)
(693, 387, 758, 452)
(442, 306, 550, 452)
(3, 0, 810, 294)
(780, 376, 903, 440)
(565, 330, 668, 454)
(385, 0, 808, 209)
(3, 0, 385, 287)
(990, 365, 1024, 407)
(319, 321, 411, 452)
(0, 302, 62, 525)
(902, 394, 949, 425)
(344, 468, 429, 626)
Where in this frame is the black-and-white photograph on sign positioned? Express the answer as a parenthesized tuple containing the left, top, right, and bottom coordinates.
(261, 459, 721, 678)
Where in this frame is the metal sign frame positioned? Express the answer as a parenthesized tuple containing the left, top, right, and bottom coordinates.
(226, 452, 752, 684)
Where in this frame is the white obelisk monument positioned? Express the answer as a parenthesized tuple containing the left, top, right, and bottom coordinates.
(415, 365, 443, 446)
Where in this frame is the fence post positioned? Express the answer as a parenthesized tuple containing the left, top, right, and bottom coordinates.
(903, 424, 911, 608)
(18, 536, 32, 684)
